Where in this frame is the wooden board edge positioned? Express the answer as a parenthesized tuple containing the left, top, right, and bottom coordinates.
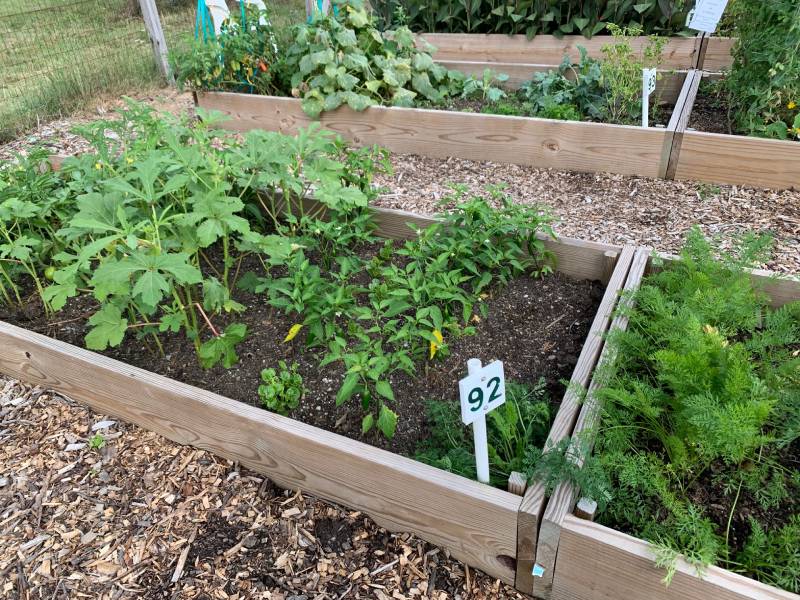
(514, 246, 636, 595)
(663, 69, 702, 180)
(553, 516, 798, 600)
(196, 91, 668, 180)
(534, 247, 650, 599)
(0, 319, 523, 583)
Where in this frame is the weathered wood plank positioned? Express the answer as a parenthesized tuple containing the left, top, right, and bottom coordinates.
(0, 320, 521, 584)
(515, 246, 636, 594)
(552, 516, 797, 600)
(702, 36, 736, 72)
(419, 34, 702, 70)
(663, 69, 702, 179)
(673, 128, 800, 190)
(197, 92, 669, 179)
(535, 246, 650, 599)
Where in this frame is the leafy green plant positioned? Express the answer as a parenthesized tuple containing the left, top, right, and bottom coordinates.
(599, 23, 666, 124)
(0, 149, 69, 313)
(282, 0, 466, 116)
(371, 0, 693, 38)
(520, 47, 605, 121)
(725, 0, 800, 140)
(588, 229, 800, 591)
(259, 360, 306, 415)
(172, 5, 281, 95)
(462, 69, 508, 103)
(417, 380, 552, 485)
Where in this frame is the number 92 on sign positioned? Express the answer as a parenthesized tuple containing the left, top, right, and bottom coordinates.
(458, 360, 506, 425)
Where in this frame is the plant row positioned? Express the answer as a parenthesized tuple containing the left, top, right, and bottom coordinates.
(0, 101, 557, 445)
(172, 1, 669, 126)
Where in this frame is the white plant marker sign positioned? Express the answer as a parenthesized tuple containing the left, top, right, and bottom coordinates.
(459, 359, 506, 483)
(642, 68, 657, 128)
(686, 0, 729, 33)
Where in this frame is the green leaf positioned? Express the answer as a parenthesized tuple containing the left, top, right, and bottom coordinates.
(375, 380, 395, 401)
(336, 373, 360, 406)
(85, 304, 128, 350)
(335, 28, 357, 46)
(377, 404, 398, 439)
(132, 270, 170, 307)
(155, 253, 203, 285)
(362, 413, 374, 434)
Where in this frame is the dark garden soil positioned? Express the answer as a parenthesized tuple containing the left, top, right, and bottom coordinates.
(0, 251, 604, 458)
(688, 82, 733, 135)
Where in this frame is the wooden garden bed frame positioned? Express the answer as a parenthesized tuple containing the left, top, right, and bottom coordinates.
(527, 253, 800, 600)
(197, 91, 678, 180)
(0, 204, 635, 590)
(196, 31, 800, 190)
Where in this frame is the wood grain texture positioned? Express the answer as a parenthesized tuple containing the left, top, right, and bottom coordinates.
(663, 69, 702, 180)
(674, 128, 800, 190)
(515, 246, 636, 595)
(197, 92, 669, 179)
(535, 247, 649, 599)
(552, 517, 798, 600)
(702, 37, 736, 72)
(0, 320, 521, 584)
(418, 34, 701, 70)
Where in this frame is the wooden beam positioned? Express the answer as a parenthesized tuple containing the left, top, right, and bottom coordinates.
(418, 34, 703, 70)
(138, 0, 171, 81)
(0, 320, 521, 584)
(552, 516, 796, 600)
(515, 246, 636, 595)
(534, 247, 650, 599)
(508, 472, 528, 496)
(662, 69, 702, 180)
(673, 128, 800, 190)
(702, 37, 736, 72)
(197, 92, 669, 179)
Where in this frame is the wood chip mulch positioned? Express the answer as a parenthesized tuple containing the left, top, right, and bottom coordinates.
(0, 377, 527, 600)
(373, 154, 800, 275)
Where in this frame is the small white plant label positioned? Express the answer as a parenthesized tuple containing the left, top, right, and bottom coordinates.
(459, 359, 506, 425)
(459, 359, 505, 484)
(688, 0, 729, 33)
(642, 68, 657, 128)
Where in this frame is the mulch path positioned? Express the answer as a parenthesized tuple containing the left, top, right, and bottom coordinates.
(373, 154, 800, 275)
(0, 377, 527, 600)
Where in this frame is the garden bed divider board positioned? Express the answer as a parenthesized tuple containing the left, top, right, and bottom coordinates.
(514, 244, 637, 594)
(531, 246, 650, 599)
(668, 71, 800, 190)
(196, 91, 672, 180)
(0, 192, 628, 590)
(540, 254, 800, 600)
(416, 33, 735, 71)
(662, 69, 703, 180)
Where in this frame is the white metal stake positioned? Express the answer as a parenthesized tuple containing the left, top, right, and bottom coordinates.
(467, 358, 491, 483)
(642, 68, 656, 128)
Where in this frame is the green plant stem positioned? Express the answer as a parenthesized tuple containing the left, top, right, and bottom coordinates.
(725, 477, 744, 561)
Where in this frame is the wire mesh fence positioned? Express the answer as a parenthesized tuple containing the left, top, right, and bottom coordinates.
(0, 0, 195, 142)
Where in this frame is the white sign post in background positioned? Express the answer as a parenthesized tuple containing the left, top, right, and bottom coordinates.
(687, 0, 729, 33)
(642, 67, 657, 128)
(459, 359, 506, 484)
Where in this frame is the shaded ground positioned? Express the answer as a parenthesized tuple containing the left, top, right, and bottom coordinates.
(0, 378, 527, 599)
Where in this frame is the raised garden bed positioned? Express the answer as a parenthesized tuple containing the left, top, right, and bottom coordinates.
(196, 91, 677, 180)
(529, 245, 800, 600)
(0, 177, 640, 589)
